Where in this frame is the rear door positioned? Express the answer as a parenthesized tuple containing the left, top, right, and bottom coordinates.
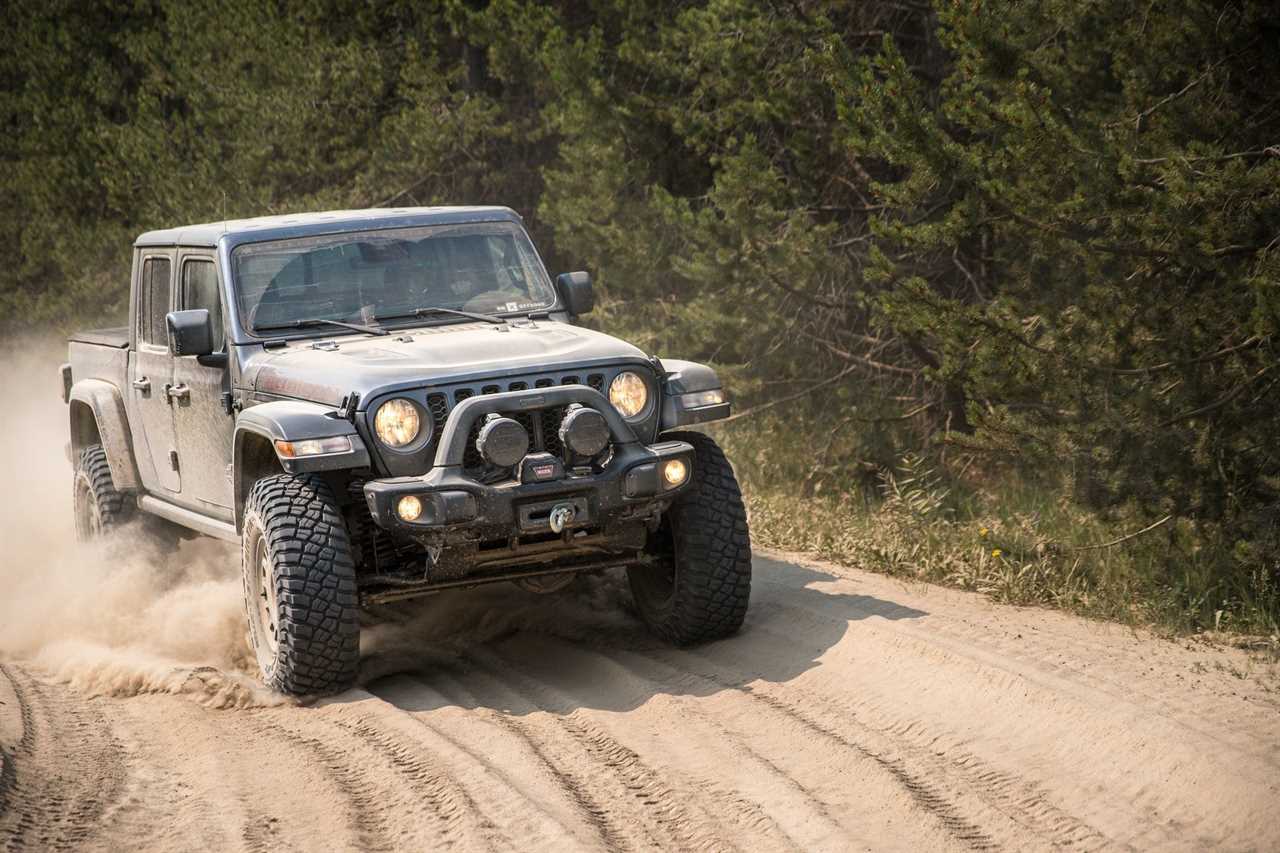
(170, 251, 234, 519)
(130, 251, 181, 494)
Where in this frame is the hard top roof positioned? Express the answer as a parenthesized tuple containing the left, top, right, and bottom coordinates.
(133, 206, 522, 249)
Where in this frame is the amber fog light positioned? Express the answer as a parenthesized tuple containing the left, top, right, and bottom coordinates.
(662, 458, 688, 489)
(397, 495, 423, 522)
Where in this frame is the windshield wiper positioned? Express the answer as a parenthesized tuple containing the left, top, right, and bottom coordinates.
(373, 306, 507, 326)
(255, 317, 390, 336)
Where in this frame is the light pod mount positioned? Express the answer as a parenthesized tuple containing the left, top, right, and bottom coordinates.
(558, 404, 610, 458)
(476, 414, 529, 467)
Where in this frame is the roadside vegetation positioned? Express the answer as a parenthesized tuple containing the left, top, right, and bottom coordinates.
(4, 0, 1277, 639)
(721, 411, 1279, 641)
(721, 404, 1280, 637)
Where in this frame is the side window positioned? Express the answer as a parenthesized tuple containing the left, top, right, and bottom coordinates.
(140, 257, 172, 346)
(181, 259, 224, 351)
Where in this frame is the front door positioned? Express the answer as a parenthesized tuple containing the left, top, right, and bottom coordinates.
(170, 252, 234, 520)
(131, 252, 181, 494)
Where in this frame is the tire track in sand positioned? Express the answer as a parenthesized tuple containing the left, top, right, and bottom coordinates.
(760, 574, 1275, 763)
(260, 707, 512, 851)
(639, 641, 1108, 850)
(255, 724, 389, 851)
(460, 648, 759, 852)
(0, 663, 35, 840)
(0, 664, 128, 852)
(613, 647, 999, 850)
(514, 643, 843, 850)
(399, 670, 633, 852)
(748, 595, 1231, 847)
(324, 713, 507, 850)
(423, 666, 799, 851)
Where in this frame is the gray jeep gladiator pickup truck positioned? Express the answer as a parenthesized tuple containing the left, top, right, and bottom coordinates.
(62, 206, 751, 695)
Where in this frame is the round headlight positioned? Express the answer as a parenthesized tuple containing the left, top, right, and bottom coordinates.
(374, 398, 421, 448)
(608, 371, 649, 419)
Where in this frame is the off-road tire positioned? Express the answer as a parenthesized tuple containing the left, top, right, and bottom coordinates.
(73, 445, 132, 541)
(242, 473, 360, 696)
(628, 431, 752, 644)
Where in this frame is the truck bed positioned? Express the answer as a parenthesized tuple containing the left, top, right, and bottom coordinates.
(69, 326, 129, 348)
(68, 331, 129, 391)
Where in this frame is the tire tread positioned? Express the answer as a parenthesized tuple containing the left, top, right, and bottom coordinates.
(243, 473, 359, 695)
(631, 431, 752, 644)
(74, 445, 131, 537)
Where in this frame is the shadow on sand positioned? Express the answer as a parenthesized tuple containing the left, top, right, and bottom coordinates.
(332, 554, 926, 717)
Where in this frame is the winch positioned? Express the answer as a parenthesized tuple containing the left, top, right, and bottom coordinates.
(548, 502, 576, 533)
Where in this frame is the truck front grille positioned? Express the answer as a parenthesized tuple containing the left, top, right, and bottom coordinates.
(435, 371, 608, 478)
(368, 366, 652, 480)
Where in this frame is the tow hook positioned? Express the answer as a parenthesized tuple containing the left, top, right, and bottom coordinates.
(548, 503, 576, 533)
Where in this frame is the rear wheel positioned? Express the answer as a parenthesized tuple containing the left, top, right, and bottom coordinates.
(628, 431, 752, 644)
(242, 473, 360, 696)
(72, 445, 132, 541)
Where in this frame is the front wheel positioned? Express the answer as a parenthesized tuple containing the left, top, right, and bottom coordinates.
(242, 473, 360, 696)
(628, 431, 752, 644)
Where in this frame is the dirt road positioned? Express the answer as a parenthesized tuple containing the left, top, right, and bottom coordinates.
(2, 548, 1278, 852)
(2, 343, 1278, 851)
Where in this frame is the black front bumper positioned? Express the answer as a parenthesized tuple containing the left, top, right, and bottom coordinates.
(361, 386, 692, 581)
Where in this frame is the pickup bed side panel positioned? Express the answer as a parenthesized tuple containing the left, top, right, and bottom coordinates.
(67, 370, 141, 491)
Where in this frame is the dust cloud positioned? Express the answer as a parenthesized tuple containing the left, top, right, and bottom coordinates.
(0, 337, 279, 708)
(0, 336, 639, 707)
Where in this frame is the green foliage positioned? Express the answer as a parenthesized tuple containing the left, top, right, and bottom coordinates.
(841, 0, 1280, 612)
(727, 424, 1278, 637)
(4, 0, 1277, 632)
(878, 453, 952, 521)
(0, 0, 545, 327)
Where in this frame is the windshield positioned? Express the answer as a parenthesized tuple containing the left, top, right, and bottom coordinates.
(232, 222, 557, 335)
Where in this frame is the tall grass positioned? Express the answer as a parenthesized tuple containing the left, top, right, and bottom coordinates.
(709, 411, 1280, 644)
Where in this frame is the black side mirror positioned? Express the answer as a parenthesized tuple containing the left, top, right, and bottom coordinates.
(167, 309, 215, 357)
(555, 271, 594, 317)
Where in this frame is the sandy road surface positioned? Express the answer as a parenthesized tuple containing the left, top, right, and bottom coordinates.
(2, 550, 1278, 852)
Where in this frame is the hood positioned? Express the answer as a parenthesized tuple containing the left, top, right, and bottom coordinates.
(246, 321, 649, 407)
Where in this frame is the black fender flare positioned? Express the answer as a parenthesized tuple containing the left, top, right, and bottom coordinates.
(657, 359, 731, 429)
(233, 401, 370, 530)
(68, 379, 141, 491)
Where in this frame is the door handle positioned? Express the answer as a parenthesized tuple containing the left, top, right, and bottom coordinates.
(132, 377, 151, 392)
(165, 383, 190, 402)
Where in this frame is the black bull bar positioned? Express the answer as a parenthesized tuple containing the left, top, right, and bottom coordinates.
(359, 385, 693, 601)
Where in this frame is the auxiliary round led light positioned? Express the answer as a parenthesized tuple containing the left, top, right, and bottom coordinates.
(397, 495, 423, 522)
(559, 405, 610, 457)
(662, 458, 688, 488)
(608, 371, 649, 419)
(476, 415, 529, 468)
